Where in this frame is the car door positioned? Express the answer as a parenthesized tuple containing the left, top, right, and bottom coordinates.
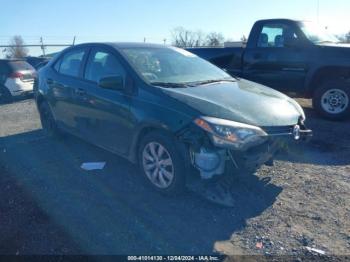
(48, 47, 90, 135)
(243, 22, 309, 92)
(79, 47, 134, 155)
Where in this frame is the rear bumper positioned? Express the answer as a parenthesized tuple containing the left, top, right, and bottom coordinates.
(11, 89, 34, 97)
(5, 78, 34, 96)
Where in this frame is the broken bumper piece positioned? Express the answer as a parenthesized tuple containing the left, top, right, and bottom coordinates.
(192, 125, 312, 177)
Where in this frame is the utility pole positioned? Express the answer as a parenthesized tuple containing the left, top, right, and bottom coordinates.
(40, 37, 46, 57)
(72, 36, 76, 46)
(317, 0, 320, 24)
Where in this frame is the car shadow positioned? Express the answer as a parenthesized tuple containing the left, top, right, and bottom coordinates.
(0, 129, 282, 255)
(0, 94, 34, 105)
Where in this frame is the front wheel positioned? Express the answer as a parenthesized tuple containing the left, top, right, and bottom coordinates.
(138, 131, 186, 195)
(313, 80, 350, 120)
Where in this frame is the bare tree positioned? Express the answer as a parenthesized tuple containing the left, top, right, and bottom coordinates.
(6, 35, 29, 58)
(336, 31, 350, 43)
(240, 35, 248, 43)
(206, 32, 225, 47)
(171, 27, 206, 47)
(345, 31, 350, 43)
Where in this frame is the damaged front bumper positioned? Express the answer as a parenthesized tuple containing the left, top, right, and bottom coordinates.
(184, 122, 312, 179)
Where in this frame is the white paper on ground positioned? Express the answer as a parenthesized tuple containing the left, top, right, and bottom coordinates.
(305, 247, 326, 255)
(81, 162, 106, 171)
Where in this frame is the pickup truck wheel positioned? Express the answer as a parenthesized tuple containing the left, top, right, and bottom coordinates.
(38, 101, 61, 137)
(0, 86, 13, 104)
(138, 131, 186, 195)
(313, 80, 350, 120)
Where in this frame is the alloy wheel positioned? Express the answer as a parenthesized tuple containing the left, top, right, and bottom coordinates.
(142, 142, 174, 189)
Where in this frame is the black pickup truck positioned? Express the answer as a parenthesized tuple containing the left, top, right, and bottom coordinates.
(188, 19, 350, 120)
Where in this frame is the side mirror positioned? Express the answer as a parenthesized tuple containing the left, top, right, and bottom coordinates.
(99, 76, 124, 91)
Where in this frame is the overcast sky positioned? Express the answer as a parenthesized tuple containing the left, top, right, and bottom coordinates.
(1, 0, 349, 57)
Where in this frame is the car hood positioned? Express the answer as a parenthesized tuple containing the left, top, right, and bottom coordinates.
(161, 79, 303, 127)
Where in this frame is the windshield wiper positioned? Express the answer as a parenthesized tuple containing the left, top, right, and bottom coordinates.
(150, 82, 188, 88)
(316, 40, 335, 44)
(187, 78, 236, 87)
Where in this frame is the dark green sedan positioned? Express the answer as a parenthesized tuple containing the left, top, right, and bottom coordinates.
(35, 43, 312, 194)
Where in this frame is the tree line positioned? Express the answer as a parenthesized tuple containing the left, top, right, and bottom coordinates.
(170, 27, 227, 47)
(3, 30, 350, 59)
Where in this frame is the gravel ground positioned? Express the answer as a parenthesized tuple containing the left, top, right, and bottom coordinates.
(219, 99, 350, 259)
(0, 98, 349, 259)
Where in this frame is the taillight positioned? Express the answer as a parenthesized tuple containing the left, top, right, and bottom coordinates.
(10, 72, 23, 80)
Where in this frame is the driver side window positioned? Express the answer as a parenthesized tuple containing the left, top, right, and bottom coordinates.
(258, 24, 299, 48)
(85, 50, 126, 84)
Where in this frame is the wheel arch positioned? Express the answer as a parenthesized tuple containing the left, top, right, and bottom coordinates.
(128, 123, 175, 163)
(35, 92, 45, 107)
(307, 66, 350, 96)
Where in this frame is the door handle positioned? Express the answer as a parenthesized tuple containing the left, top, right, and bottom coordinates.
(75, 88, 87, 96)
(47, 79, 65, 88)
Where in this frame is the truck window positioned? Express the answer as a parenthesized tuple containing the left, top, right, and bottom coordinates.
(258, 24, 299, 48)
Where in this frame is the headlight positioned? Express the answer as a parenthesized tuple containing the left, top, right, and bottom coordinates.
(194, 116, 268, 150)
(289, 99, 306, 121)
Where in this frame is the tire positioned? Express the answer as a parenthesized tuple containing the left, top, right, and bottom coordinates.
(0, 85, 13, 104)
(313, 80, 350, 120)
(138, 131, 186, 195)
(38, 101, 61, 137)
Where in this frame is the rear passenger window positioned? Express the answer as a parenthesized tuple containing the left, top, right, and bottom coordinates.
(58, 49, 85, 77)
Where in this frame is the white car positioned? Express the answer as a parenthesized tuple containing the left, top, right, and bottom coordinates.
(0, 59, 36, 102)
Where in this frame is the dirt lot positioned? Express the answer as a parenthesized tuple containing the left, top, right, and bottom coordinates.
(0, 98, 349, 258)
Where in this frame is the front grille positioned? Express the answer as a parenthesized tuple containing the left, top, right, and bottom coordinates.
(262, 125, 294, 136)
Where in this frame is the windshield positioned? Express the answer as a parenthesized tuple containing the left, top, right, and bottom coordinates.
(300, 22, 339, 44)
(120, 46, 232, 86)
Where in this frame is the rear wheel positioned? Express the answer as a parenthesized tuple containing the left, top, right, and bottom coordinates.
(0, 86, 13, 104)
(138, 131, 186, 195)
(313, 80, 350, 120)
(38, 101, 61, 137)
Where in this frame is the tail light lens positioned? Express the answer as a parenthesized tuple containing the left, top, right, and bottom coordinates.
(10, 72, 24, 80)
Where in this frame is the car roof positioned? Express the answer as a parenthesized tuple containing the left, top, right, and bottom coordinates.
(0, 59, 26, 62)
(70, 42, 168, 50)
(256, 18, 304, 24)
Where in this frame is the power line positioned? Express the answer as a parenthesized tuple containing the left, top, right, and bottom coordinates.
(0, 44, 72, 47)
